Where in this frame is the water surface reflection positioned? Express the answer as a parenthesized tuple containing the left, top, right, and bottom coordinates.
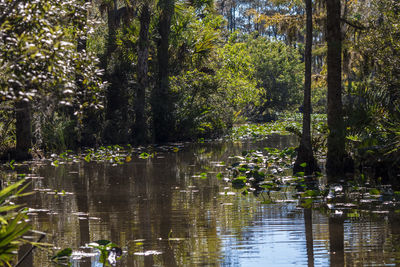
(12, 136, 400, 266)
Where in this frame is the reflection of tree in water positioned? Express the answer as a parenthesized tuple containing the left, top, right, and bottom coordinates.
(21, 164, 92, 266)
(304, 208, 314, 267)
(21, 135, 400, 266)
(311, 209, 400, 266)
(329, 216, 344, 266)
(341, 214, 400, 266)
(389, 214, 400, 264)
(16, 136, 299, 266)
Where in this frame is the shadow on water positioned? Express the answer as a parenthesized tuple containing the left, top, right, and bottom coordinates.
(7, 135, 400, 266)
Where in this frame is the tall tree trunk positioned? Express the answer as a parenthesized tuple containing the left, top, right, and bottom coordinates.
(152, 0, 175, 143)
(15, 100, 32, 159)
(133, 3, 150, 144)
(326, 0, 345, 180)
(294, 0, 319, 175)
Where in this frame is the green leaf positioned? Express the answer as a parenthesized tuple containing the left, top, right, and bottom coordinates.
(52, 248, 72, 260)
(369, 188, 380, 195)
(139, 152, 151, 159)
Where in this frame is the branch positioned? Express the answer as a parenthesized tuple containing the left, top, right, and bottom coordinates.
(341, 18, 367, 31)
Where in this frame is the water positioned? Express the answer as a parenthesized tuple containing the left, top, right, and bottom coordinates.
(10, 136, 400, 266)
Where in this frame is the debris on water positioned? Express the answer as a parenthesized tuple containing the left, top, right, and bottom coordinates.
(371, 210, 389, 214)
(70, 251, 98, 260)
(334, 210, 343, 215)
(334, 185, 343, 192)
(134, 250, 162, 256)
(219, 192, 236, 195)
(35, 188, 53, 192)
(27, 208, 50, 213)
(73, 212, 88, 216)
(108, 247, 123, 265)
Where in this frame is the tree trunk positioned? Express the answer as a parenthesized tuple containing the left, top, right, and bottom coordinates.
(133, 3, 150, 144)
(152, 0, 175, 143)
(326, 0, 345, 180)
(103, 0, 130, 144)
(294, 0, 319, 175)
(15, 100, 32, 159)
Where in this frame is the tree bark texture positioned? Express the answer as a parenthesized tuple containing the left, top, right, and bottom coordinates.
(134, 3, 150, 144)
(326, 0, 345, 179)
(152, 0, 175, 143)
(294, 0, 319, 175)
(15, 100, 32, 159)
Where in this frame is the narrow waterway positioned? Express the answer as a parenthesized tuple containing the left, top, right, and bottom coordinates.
(12, 135, 400, 266)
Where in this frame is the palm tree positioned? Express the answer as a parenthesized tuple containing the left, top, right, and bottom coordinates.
(152, 0, 175, 143)
(133, 1, 152, 144)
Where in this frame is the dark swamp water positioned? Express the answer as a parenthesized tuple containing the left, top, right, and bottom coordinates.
(8, 135, 400, 266)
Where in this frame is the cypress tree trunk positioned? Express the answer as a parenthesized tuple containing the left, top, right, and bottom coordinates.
(294, 0, 319, 175)
(152, 0, 175, 143)
(134, 3, 150, 144)
(326, 0, 345, 179)
(15, 100, 32, 159)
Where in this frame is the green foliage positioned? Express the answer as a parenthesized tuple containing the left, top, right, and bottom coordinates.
(171, 15, 262, 139)
(0, 180, 32, 266)
(357, 0, 400, 114)
(0, 107, 15, 152)
(171, 4, 223, 71)
(245, 35, 304, 115)
(0, 0, 105, 153)
(41, 113, 77, 152)
(0, 0, 105, 107)
(139, 152, 153, 159)
(51, 248, 72, 263)
(341, 0, 400, 176)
